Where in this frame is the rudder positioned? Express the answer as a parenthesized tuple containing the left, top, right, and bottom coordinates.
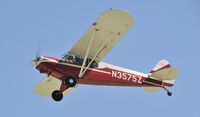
(150, 60, 171, 73)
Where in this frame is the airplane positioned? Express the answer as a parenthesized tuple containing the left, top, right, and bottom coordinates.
(32, 9, 179, 102)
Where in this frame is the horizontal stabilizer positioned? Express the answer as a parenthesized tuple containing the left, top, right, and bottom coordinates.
(144, 87, 162, 92)
(33, 76, 73, 97)
(150, 68, 179, 80)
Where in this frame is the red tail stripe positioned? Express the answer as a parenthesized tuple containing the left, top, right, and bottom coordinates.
(150, 64, 171, 73)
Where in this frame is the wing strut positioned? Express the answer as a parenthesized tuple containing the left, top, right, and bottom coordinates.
(78, 28, 109, 78)
(78, 28, 98, 78)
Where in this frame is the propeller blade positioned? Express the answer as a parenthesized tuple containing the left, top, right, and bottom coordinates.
(35, 45, 41, 58)
(31, 45, 41, 66)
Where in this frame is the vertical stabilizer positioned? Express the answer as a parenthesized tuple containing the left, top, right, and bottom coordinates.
(150, 60, 171, 73)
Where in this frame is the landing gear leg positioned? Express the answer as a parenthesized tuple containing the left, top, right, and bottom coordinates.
(51, 82, 69, 102)
(51, 76, 77, 101)
(163, 86, 172, 96)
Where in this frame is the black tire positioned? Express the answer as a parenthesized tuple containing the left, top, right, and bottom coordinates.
(64, 76, 77, 87)
(52, 90, 63, 101)
(167, 91, 172, 96)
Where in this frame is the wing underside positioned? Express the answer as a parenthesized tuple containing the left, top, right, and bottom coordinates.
(33, 76, 73, 97)
(69, 9, 134, 63)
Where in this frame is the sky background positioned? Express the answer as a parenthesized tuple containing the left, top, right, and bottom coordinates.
(0, 0, 200, 117)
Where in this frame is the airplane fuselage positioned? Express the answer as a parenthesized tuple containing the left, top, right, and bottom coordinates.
(34, 56, 172, 87)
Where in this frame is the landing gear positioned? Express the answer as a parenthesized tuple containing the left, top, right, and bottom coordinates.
(163, 86, 172, 96)
(51, 76, 77, 101)
(64, 76, 77, 87)
(167, 91, 172, 96)
(52, 90, 63, 101)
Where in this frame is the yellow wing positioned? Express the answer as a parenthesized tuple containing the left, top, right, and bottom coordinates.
(33, 76, 73, 97)
(69, 9, 134, 63)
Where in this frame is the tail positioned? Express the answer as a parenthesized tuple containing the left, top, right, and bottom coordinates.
(149, 59, 179, 82)
(144, 60, 179, 96)
(150, 60, 171, 73)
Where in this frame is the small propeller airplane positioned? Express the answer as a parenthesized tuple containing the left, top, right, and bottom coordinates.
(32, 9, 179, 101)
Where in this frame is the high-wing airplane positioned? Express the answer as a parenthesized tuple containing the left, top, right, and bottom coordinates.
(32, 9, 179, 101)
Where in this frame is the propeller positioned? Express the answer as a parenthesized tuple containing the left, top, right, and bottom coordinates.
(31, 46, 41, 66)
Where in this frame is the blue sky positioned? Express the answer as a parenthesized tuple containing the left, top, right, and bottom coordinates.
(0, 0, 200, 117)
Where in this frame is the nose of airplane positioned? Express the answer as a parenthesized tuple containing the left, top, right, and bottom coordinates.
(31, 57, 40, 66)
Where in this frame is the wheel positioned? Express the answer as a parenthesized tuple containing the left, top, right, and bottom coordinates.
(167, 91, 172, 96)
(64, 76, 77, 87)
(52, 90, 63, 101)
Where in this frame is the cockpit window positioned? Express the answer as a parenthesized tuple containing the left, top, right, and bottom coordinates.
(61, 54, 75, 63)
(61, 53, 98, 68)
(67, 55, 74, 61)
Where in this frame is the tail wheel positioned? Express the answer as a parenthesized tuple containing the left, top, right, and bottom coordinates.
(163, 86, 172, 96)
(167, 91, 172, 96)
(64, 76, 77, 87)
(52, 90, 63, 101)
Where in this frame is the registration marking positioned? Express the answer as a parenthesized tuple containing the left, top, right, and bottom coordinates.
(111, 70, 143, 84)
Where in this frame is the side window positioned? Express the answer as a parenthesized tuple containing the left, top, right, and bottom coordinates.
(90, 61, 98, 68)
(66, 55, 75, 63)
(75, 57, 83, 65)
(85, 58, 98, 68)
(71, 56, 98, 68)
